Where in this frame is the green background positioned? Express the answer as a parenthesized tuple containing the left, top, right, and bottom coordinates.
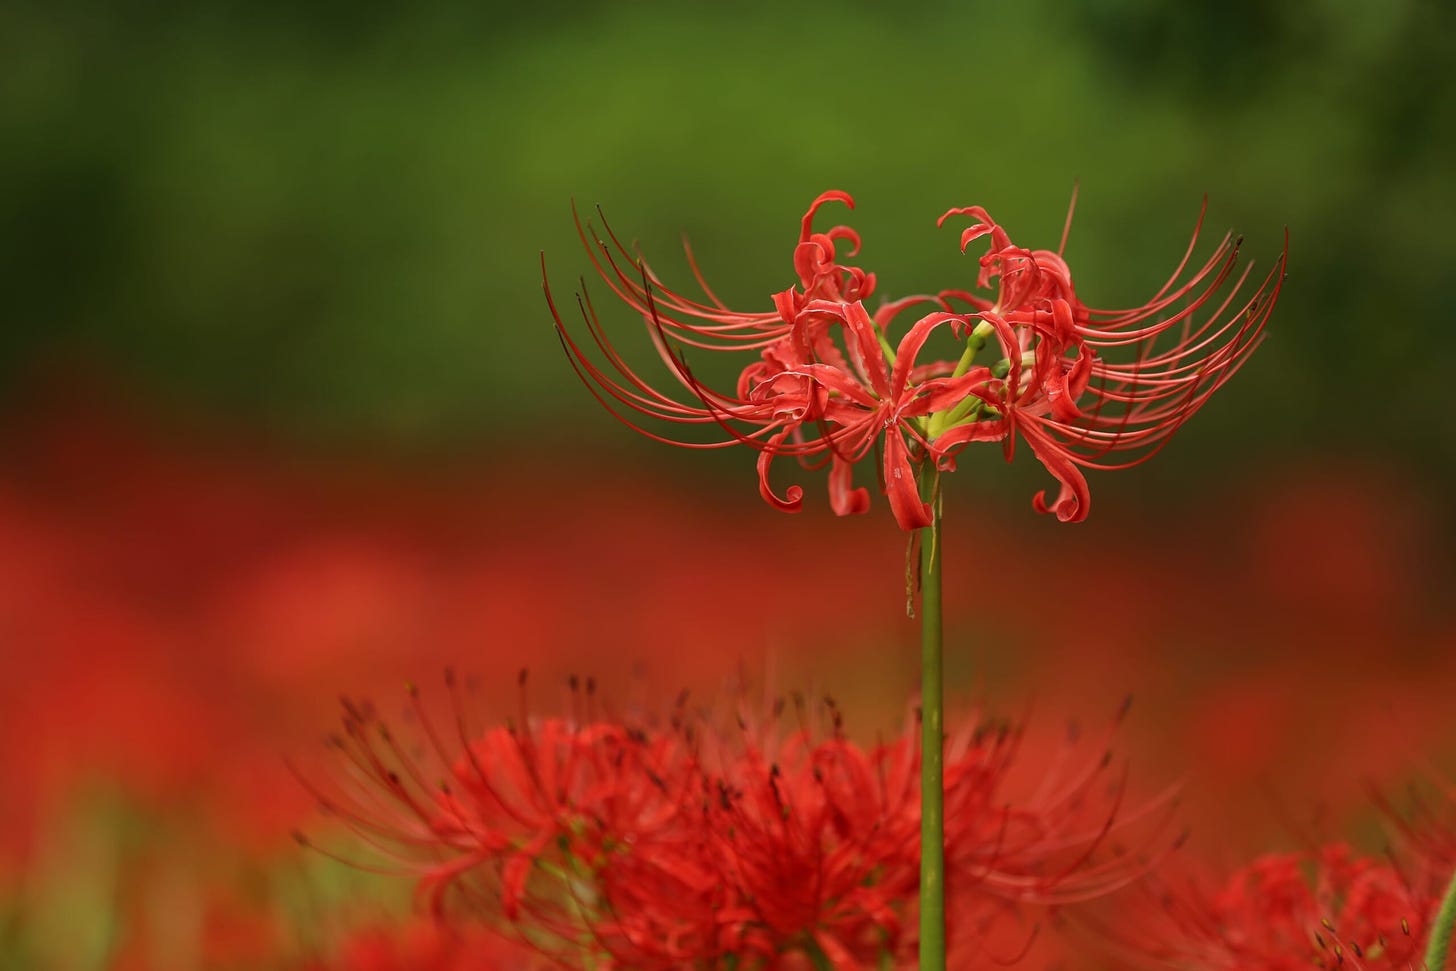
(3, 0, 1453, 495)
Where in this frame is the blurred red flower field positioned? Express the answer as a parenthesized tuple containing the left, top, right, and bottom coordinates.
(2, 389, 1453, 968)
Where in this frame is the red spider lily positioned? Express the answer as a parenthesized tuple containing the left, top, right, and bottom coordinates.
(702, 716, 918, 967)
(294, 676, 726, 970)
(548, 190, 1285, 527)
(942, 707, 1176, 910)
(547, 191, 979, 531)
(296, 680, 1168, 970)
(709, 704, 1172, 970)
(1123, 844, 1443, 970)
(932, 201, 1287, 522)
(741, 300, 987, 530)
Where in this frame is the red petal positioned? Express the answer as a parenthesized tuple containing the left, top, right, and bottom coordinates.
(842, 301, 892, 398)
(883, 430, 932, 530)
(757, 430, 804, 513)
(829, 456, 870, 516)
(772, 288, 799, 325)
(1044, 366, 1083, 423)
(931, 419, 1008, 471)
(887, 311, 969, 400)
(1020, 420, 1091, 523)
(799, 190, 855, 243)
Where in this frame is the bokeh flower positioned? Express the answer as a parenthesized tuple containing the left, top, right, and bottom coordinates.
(1125, 843, 1445, 970)
(296, 680, 1167, 969)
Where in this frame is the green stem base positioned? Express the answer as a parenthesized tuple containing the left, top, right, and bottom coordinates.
(1425, 863, 1456, 971)
(918, 467, 945, 971)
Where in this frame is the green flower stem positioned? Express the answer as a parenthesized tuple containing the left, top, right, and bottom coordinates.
(929, 395, 984, 437)
(926, 323, 990, 440)
(1425, 863, 1456, 971)
(918, 464, 946, 971)
(804, 939, 834, 971)
(950, 323, 991, 379)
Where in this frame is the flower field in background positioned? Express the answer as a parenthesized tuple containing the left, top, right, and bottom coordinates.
(1, 391, 1453, 968)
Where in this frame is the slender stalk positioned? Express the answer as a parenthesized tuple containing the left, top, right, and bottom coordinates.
(1425, 863, 1456, 971)
(803, 939, 834, 971)
(918, 466, 946, 971)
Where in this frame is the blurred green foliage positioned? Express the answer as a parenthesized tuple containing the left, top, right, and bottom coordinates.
(2, 0, 1453, 478)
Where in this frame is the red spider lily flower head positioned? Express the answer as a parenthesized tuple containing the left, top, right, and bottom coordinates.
(293, 672, 727, 970)
(932, 197, 1287, 522)
(296, 678, 1169, 969)
(699, 698, 919, 968)
(697, 697, 1176, 970)
(1125, 844, 1444, 970)
(933, 700, 1182, 970)
(547, 192, 981, 531)
(548, 190, 1284, 527)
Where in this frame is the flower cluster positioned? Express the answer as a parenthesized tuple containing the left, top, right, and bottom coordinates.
(548, 191, 1285, 527)
(297, 677, 1170, 970)
(1127, 843, 1446, 970)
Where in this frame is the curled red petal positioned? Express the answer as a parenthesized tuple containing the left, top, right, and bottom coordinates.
(887, 310, 969, 400)
(1066, 342, 1095, 399)
(793, 239, 832, 290)
(937, 205, 1012, 255)
(1020, 420, 1091, 523)
(1044, 366, 1084, 423)
(757, 430, 804, 513)
(1031, 474, 1088, 523)
(959, 224, 994, 253)
(935, 204, 990, 229)
(826, 224, 862, 256)
(799, 190, 856, 243)
(828, 456, 870, 517)
(1051, 297, 1077, 345)
(977, 311, 1025, 401)
(772, 288, 799, 325)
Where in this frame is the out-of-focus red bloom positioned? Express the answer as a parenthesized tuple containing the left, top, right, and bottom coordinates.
(708, 701, 1169, 970)
(1128, 844, 1443, 970)
(548, 191, 1285, 526)
(298, 682, 1167, 970)
(301, 920, 545, 971)
(297, 676, 725, 969)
